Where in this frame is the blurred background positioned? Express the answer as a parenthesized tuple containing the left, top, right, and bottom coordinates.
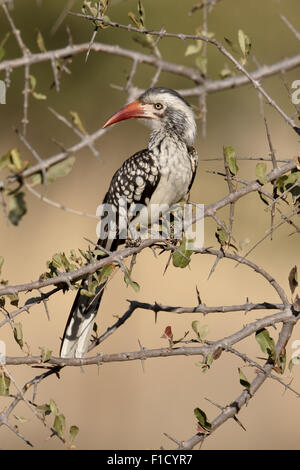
(1, 0, 300, 450)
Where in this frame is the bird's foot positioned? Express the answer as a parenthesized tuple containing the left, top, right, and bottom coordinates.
(125, 237, 142, 248)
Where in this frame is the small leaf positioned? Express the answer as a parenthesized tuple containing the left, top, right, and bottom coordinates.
(49, 399, 59, 416)
(137, 0, 145, 27)
(69, 425, 79, 443)
(194, 407, 211, 433)
(0, 256, 4, 276)
(53, 413, 65, 440)
(255, 328, 276, 361)
(36, 29, 46, 52)
(275, 347, 286, 374)
(70, 111, 87, 135)
(161, 325, 173, 340)
(13, 322, 23, 349)
(195, 55, 207, 75)
(39, 347, 52, 363)
(124, 272, 140, 292)
(37, 403, 51, 415)
(8, 192, 27, 226)
(0, 372, 10, 396)
(288, 266, 298, 295)
(224, 145, 239, 175)
(14, 415, 28, 423)
(128, 12, 140, 28)
(256, 162, 267, 185)
(215, 226, 228, 246)
(185, 41, 202, 56)
(32, 91, 47, 100)
(219, 63, 232, 79)
(199, 325, 209, 341)
(238, 368, 251, 391)
(172, 237, 193, 268)
(32, 157, 76, 186)
(10, 148, 22, 171)
(29, 74, 37, 91)
(8, 293, 19, 307)
(238, 29, 251, 58)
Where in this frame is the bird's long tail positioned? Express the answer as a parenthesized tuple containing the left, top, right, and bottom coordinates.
(60, 237, 119, 358)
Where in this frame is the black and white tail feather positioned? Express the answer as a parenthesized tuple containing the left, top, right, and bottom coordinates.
(60, 87, 198, 358)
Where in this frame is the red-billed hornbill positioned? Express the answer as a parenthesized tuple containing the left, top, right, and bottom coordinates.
(60, 87, 198, 358)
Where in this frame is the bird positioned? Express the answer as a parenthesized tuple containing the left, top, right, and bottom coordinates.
(60, 87, 198, 358)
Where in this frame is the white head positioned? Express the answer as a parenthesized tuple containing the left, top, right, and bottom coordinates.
(103, 87, 197, 147)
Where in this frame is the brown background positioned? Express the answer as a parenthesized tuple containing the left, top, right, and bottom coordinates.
(1, 0, 300, 450)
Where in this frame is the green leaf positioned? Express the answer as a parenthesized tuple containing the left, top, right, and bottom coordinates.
(238, 29, 251, 58)
(194, 407, 211, 433)
(32, 91, 47, 100)
(49, 399, 59, 416)
(69, 425, 79, 444)
(0, 256, 4, 276)
(70, 111, 87, 135)
(185, 41, 202, 56)
(124, 272, 140, 292)
(39, 347, 52, 363)
(37, 403, 51, 415)
(53, 413, 65, 440)
(195, 55, 207, 75)
(10, 148, 22, 171)
(128, 12, 141, 28)
(80, 279, 98, 298)
(8, 192, 27, 226)
(256, 162, 267, 185)
(255, 328, 276, 361)
(192, 321, 209, 341)
(13, 322, 23, 349)
(137, 0, 145, 26)
(276, 348, 286, 374)
(219, 63, 232, 79)
(172, 237, 193, 268)
(36, 29, 46, 52)
(29, 74, 37, 91)
(31, 157, 76, 186)
(13, 415, 28, 423)
(0, 372, 10, 396)
(82, 1, 98, 16)
(8, 293, 19, 307)
(238, 368, 251, 391)
(215, 226, 228, 246)
(224, 145, 239, 175)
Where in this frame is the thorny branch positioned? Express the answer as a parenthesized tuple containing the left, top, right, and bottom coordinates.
(1, 0, 300, 450)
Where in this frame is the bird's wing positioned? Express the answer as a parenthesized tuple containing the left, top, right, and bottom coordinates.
(101, 148, 161, 248)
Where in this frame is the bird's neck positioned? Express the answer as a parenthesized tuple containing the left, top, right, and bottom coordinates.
(148, 128, 188, 153)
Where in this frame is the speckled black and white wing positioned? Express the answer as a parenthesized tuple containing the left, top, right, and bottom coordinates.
(101, 149, 161, 249)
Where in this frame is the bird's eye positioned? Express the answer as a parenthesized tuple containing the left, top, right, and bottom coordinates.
(154, 103, 163, 110)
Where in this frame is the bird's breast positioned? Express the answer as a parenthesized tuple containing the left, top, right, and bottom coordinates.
(150, 139, 193, 206)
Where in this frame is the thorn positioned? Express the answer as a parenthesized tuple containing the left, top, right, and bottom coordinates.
(195, 285, 202, 305)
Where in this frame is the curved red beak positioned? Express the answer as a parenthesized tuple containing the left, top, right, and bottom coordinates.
(102, 100, 156, 128)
